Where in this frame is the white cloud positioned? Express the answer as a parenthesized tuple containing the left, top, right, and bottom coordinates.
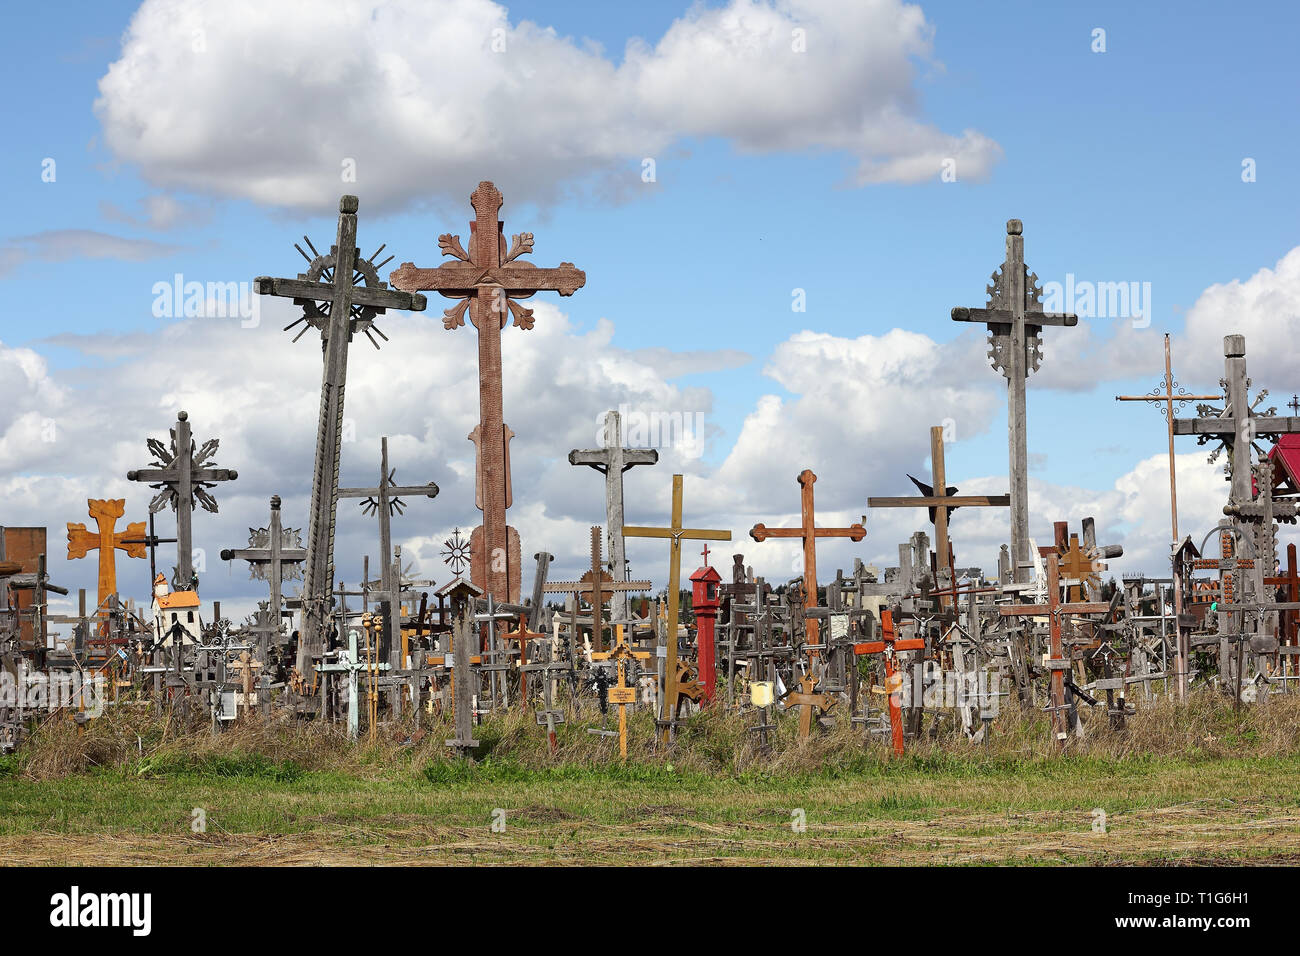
(94, 0, 1002, 213)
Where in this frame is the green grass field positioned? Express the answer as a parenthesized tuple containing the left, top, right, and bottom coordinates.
(3, 695, 1299, 865)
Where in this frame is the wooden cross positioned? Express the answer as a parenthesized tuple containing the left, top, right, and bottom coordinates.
(499, 612, 547, 710)
(852, 609, 925, 755)
(781, 672, 837, 738)
(66, 499, 146, 613)
(439, 578, 485, 755)
(952, 220, 1078, 584)
(1266, 542, 1300, 677)
(868, 425, 1009, 595)
(749, 469, 865, 659)
(127, 410, 238, 590)
(391, 181, 585, 603)
(543, 526, 650, 653)
(569, 409, 659, 622)
(256, 195, 426, 677)
(592, 624, 651, 759)
(1115, 332, 1219, 699)
(220, 495, 306, 644)
(338, 436, 439, 674)
(317, 622, 388, 741)
(999, 548, 1110, 747)
(624, 474, 731, 742)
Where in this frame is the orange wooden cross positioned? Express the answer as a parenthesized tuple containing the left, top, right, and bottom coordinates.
(781, 672, 837, 738)
(750, 469, 865, 658)
(390, 182, 585, 603)
(592, 624, 651, 759)
(853, 609, 925, 755)
(66, 499, 146, 611)
(500, 612, 547, 710)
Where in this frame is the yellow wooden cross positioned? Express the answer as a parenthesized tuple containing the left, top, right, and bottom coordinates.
(66, 498, 147, 611)
(623, 474, 731, 743)
(592, 624, 650, 759)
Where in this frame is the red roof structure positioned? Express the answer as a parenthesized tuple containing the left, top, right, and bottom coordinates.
(1254, 434, 1300, 497)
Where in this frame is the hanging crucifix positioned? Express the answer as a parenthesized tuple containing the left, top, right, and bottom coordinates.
(391, 181, 586, 603)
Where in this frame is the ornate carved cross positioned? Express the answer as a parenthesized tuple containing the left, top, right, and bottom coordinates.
(127, 410, 237, 590)
(66, 498, 146, 611)
(952, 220, 1078, 585)
(256, 195, 426, 677)
(391, 181, 585, 603)
(750, 469, 865, 659)
(220, 495, 307, 642)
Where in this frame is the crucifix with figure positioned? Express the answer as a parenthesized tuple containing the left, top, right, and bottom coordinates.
(66, 498, 147, 612)
(868, 425, 1009, 601)
(256, 195, 427, 677)
(624, 475, 731, 742)
(338, 436, 438, 675)
(391, 181, 586, 604)
(569, 409, 659, 622)
(127, 410, 237, 591)
(749, 469, 865, 660)
(220, 495, 307, 644)
(853, 608, 925, 755)
(952, 220, 1078, 586)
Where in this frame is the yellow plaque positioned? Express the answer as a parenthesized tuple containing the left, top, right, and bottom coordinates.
(608, 686, 636, 704)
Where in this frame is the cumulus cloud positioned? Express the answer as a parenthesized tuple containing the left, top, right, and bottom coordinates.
(93, 0, 1002, 213)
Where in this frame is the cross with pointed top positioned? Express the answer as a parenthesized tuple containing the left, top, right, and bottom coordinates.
(391, 181, 586, 604)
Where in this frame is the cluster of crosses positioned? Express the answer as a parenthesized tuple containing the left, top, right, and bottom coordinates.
(5, 192, 1299, 759)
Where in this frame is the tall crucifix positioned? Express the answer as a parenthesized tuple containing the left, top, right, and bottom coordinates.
(1115, 332, 1220, 699)
(127, 410, 238, 591)
(868, 425, 1009, 596)
(256, 195, 427, 676)
(220, 495, 307, 641)
(569, 409, 659, 622)
(624, 475, 731, 742)
(338, 436, 438, 672)
(66, 499, 146, 612)
(391, 181, 586, 603)
(749, 469, 865, 659)
(952, 220, 1078, 584)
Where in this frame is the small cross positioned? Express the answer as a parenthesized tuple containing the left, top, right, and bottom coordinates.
(1289, 394, 1300, 416)
(700, 543, 711, 565)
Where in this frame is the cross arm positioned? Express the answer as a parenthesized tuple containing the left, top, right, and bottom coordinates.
(66, 525, 98, 559)
(623, 526, 732, 541)
(999, 602, 1111, 616)
(749, 523, 866, 542)
(1174, 415, 1300, 436)
(337, 483, 439, 498)
(254, 276, 427, 312)
(951, 307, 1078, 327)
(853, 638, 925, 654)
(220, 547, 308, 562)
(868, 495, 1010, 508)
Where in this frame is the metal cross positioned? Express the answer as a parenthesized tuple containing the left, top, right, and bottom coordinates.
(220, 495, 307, 643)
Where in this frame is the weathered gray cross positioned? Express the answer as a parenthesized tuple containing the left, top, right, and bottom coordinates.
(127, 410, 238, 591)
(952, 220, 1078, 584)
(220, 495, 306, 642)
(255, 195, 427, 678)
(569, 409, 659, 622)
(339, 436, 438, 673)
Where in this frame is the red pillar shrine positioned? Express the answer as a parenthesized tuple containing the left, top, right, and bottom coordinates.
(689, 545, 721, 704)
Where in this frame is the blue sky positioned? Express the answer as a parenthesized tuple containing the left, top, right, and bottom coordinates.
(3, 0, 1298, 610)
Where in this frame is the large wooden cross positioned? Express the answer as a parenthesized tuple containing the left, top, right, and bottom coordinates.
(569, 409, 659, 622)
(256, 195, 426, 677)
(220, 495, 307, 642)
(952, 220, 1078, 585)
(749, 469, 865, 659)
(543, 526, 651, 653)
(852, 608, 925, 755)
(338, 436, 438, 673)
(66, 499, 146, 612)
(868, 425, 1009, 593)
(391, 181, 586, 603)
(126, 410, 237, 590)
(624, 474, 731, 742)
